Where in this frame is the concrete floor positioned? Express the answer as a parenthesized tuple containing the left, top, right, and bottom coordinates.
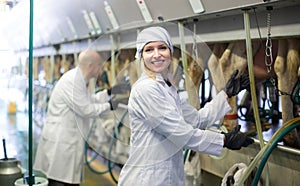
(0, 76, 117, 186)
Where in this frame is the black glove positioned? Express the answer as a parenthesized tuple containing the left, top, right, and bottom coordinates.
(109, 98, 120, 110)
(225, 70, 250, 98)
(107, 82, 131, 95)
(109, 97, 128, 110)
(223, 125, 254, 150)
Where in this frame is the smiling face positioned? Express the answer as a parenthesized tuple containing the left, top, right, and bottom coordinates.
(142, 41, 172, 78)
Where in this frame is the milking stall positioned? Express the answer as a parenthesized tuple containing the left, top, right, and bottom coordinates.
(0, 0, 300, 185)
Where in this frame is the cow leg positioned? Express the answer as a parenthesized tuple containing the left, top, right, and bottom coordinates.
(221, 41, 261, 131)
(208, 41, 261, 131)
(221, 41, 249, 130)
(207, 43, 227, 92)
(275, 39, 300, 148)
(188, 56, 204, 109)
(208, 42, 243, 131)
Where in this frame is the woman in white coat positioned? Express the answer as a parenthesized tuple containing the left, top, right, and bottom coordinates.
(118, 27, 254, 186)
(34, 50, 125, 186)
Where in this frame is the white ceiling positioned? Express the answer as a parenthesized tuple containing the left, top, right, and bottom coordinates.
(0, 0, 299, 53)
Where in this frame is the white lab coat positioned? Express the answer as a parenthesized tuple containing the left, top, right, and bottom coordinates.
(118, 73, 231, 186)
(34, 67, 111, 184)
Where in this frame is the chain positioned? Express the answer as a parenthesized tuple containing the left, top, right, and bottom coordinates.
(269, 78, 290, 96)
(265, 7, 273, 73)
(264, 6, 290, 96)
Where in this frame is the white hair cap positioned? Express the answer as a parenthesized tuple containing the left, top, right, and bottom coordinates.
(135, 26, 174, 60)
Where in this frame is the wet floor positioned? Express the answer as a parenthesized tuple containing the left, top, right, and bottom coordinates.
(0, 76, 118, 186)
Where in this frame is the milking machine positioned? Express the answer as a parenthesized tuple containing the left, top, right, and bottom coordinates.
(237, 79, 280, 127)
(225, 7, 300, 185)
(291, 76, 300, 106)
(84, 102, 129, 184)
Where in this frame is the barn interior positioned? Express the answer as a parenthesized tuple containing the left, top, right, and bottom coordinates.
(0, 0, 300, 185)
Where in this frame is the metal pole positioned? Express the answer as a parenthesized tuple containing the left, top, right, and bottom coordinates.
(110, 34, 116, 85)
(49, 55, 54, 83)
(178, 22, 192, 103)
(28, 0, 34, 185)
(243, 9, 264, 148)
(238, 9, 270, 186)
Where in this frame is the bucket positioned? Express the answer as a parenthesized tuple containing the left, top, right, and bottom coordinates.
(15, 177, 48, 186)
(0, 158, 22, 186)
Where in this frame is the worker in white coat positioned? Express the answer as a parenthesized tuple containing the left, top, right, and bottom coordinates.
(118, 26, 254, 186)
(34, 50, 128, 186)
